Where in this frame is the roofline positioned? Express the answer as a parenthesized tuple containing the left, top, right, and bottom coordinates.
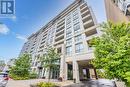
(27, 0, 85, 39)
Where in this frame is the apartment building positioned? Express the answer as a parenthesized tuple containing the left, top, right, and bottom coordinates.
(104, 0, 130, 23)
(20, 0, 101, 83)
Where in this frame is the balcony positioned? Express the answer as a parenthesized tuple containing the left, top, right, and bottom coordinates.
(84, 26, 97, 32)
(80, 6, 88, 13)
(85, 28, 97, 37)
(54, 39, 64, 46)
(41, 40, 45, 44)
(80, 3, 87, 9)
(38, 49, 43, 53)
(56, 25, 65, 32)
(56, 30, 64, 37)
(57, 21, 65, 28)
(82, 14, 91, 23)
(83, 19, 94, 29)
(39, 45, 44, 49)
(81, 9, 90, 18)
(55, 34, 64, 42)
(57, 19, 65, 25)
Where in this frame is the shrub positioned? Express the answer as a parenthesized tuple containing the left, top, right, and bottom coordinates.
(29, 72, 38, 79)
(37, 82, 57, 87)
(9, 74, 29, 80)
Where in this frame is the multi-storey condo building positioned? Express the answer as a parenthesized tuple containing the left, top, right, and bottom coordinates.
(104, 0, 130, 23)
(20, 0, 101, 83)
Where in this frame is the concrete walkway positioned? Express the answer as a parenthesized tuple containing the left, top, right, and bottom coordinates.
(6, 79, 74, 87)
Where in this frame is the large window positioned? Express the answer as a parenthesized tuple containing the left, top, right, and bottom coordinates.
(66, 46, 72, 55)
(73, 15, 79, 21)
(74, 23, 80, 33)
(66, 29, 72, 38)
(75, 34, 82, 42)
(66, 38, 72, 45)
(75, 42, 84, 53)
(73, 18, 79, 25)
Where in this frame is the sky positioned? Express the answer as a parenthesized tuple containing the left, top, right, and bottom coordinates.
(0, 0, 106, 62)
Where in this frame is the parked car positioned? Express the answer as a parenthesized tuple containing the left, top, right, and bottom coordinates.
(0, 72, 9, 87)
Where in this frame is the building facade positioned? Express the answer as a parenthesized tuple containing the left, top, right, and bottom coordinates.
(104, 0, 130, 23)
(20, 0, 101, 83)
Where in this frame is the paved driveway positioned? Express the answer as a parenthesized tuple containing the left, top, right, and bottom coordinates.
(65, 80, 116, 87)
(6, 79, 116, 87)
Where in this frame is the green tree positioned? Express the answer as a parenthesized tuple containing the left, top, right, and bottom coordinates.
(10, 54, 31, 80)
(91, 22, 130, 86)
(0, 60, 5, 72)
(40, 47, 60, 82)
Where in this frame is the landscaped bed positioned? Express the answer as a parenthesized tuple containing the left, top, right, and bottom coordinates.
(30, 82, 60, 87)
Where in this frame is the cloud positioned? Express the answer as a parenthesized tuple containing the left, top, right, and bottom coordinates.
(16, 34, 27, 42)
(11, 16, 17, 22)
(0, 23, 10, 35)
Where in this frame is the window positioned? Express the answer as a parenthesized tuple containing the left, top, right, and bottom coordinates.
(66, 24, 71, 28)
(73, 10, 78, 16)
(75, 34, 82, 42)
(66, 29, 72, 34)
(73, 15, 79, 21)
(66, 38, 72, 45)
(66, 19, 71, 25)
(75, 43, 84, 53)
(73, 18, 79, 25)
(74, 24, 80, 33)
(66, 46, 72, 55)
(66, 33, 72, 38)
(66, 30, 72, 38)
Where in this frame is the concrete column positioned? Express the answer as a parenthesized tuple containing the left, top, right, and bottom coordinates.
(59, 44, 65, 80)
(59, 56, 64, 78)
(45, 69, 49, 79)
(64, 62, 68, 80)
(89, 69, 95, 79)
(73, 61, 80, 83)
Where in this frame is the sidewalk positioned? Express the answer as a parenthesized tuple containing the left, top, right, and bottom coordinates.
(6, 79, 74, 87)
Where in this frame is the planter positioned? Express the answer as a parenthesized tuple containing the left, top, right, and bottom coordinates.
(30, 84, 37, 87)
(30, 85, 60, 87)
(58, 77, 63, 82)
(30, 84, 60, 87)
(115, 81, 126, 87)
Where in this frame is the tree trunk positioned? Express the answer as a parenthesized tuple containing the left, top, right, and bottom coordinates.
(48, 67, 51, 82)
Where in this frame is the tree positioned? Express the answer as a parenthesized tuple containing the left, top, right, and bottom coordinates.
(91, 22, 130, 86)
(10, 54, 31, 80)
(0, 60, 5, 72)
(40, 47, 60, 82)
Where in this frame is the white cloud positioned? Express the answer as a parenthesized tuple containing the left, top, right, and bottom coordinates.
(16, 34, 27, 42)
(11, 16, 17, 22)
(0, 23, 10, 35)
